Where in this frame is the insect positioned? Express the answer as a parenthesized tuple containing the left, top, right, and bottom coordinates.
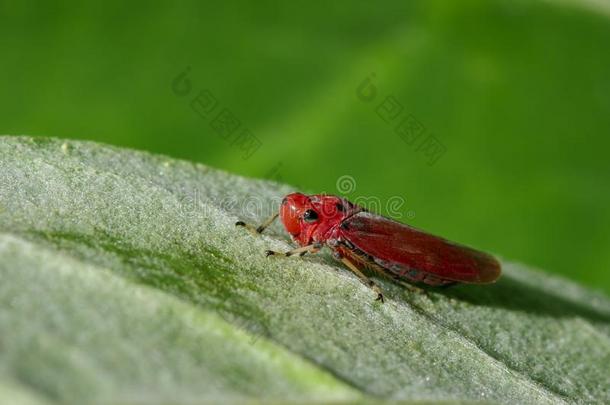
(236, 192, 501, 302)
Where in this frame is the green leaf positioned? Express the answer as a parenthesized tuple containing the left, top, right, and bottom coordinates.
(0, 136, 608, 404)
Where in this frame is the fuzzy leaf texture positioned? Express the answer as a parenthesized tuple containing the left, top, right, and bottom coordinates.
(0, 137, 608, 404)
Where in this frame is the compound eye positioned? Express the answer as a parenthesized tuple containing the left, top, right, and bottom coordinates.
(302, 209, 318, 223)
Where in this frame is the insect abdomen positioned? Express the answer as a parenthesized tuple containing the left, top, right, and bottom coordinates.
(335, 243, 455, 287)
(374, 258, 455, 286)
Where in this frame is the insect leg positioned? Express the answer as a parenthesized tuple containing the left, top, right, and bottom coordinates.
(235, 212, 279, 235)
(265, 242, 322, 258)
(340, 257, 385, 303)
(392, 277, 428, 295)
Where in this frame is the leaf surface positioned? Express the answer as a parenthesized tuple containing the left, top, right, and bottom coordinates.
(0, 136, 608, 404)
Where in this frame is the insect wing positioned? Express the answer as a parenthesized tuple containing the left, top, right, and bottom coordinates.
(338, 212, 501, 283)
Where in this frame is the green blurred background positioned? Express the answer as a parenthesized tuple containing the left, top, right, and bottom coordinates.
(2, 0, 609, 294)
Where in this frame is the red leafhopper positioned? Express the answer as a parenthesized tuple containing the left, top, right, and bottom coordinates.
(236, 193, 501, 302)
